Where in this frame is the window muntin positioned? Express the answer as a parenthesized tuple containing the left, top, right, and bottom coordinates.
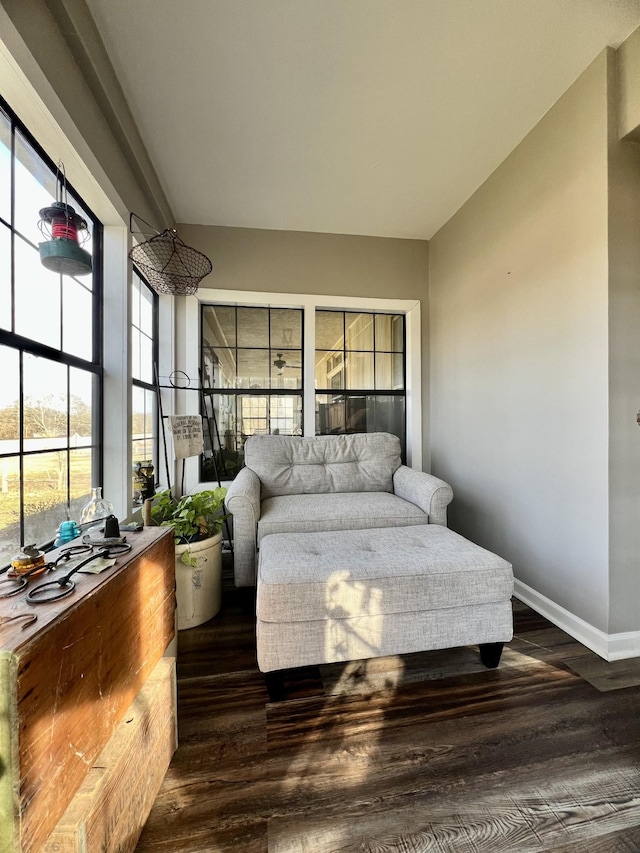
(200, 305, 303, 481)
(0, 98, 102, 565)
(131, 270, 158, 503)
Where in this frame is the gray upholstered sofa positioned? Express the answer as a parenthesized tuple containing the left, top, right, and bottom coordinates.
(225, 432, 454, 587)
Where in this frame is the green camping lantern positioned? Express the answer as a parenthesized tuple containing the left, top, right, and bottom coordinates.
(38, 163, 92, 276)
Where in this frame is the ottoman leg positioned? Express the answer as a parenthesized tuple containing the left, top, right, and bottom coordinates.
(264, 670, 286, 702)
(479, 642, 504, 669)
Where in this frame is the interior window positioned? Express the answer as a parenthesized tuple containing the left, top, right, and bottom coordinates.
(315, 310, 406, 457)
(200, 304, 303, 481)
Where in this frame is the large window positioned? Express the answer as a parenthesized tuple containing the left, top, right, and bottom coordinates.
(200, 305, 303, 480)
(315, 310, 405, 455)
(131, 269, 158, 504)
(199, 302, 407, 481)
(0, 97, 102, 564)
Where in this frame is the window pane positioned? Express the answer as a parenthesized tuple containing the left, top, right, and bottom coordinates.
(132, 438, 152, 465)
(316, 311, 344, 350)
(369, 394, 405, 452)
(206, 350, 234, 390)
(346, 352, 374, 389)
(132, 327, 141, 380)
(23, 450, 68, 546)
(271, 349, 302, 389)
(316, 393, 404, 449)
(130, 273, 157, 506)
(0, 455, 20, 565)
(15, 236, 61, 349)
(270, 395, 302, 435)
(346, 313, 374, 351)
(0, 224, 10, 330)
(69, 368, 93, 446)
(237, 349, 269, 389)
(316, 394, 345, 434)
(131, 387, 155, 467)
(23, 355, 67, 441)
(202, 393, 240, 482)
(0, 109, 10, 224)
(0, 346, 19, 439)
(375, 352, 404, 390)
(315, 350, 344, 390)
(237, 307, 268, 347)
(239, 394, 268, 435)
(140, 281, 153, 334)
(132, 385, 146, 445)
(132, 277, 141, 328)
(270, 308, 302, 349)
(144, 388, 156, 436)
(140, 333, 153, 384)
(345, 395, 368, 432)
(14, 130, 56, 246)
(69, 448, 92, 520)
(203, 305, 236, 348)
(375, 314, 403, 351)
(392, 315, 404, 352)
(392, 353, 404, 389)
(375, 352, 392, 390)
(62, 277, 92, 359)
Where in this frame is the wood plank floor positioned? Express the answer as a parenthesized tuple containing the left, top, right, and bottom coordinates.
(135, 562, 640, 852)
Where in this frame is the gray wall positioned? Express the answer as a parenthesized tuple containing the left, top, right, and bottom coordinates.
(177, 224, 429, 301)
(607, 49, 640, 635)
(429, 46, 640, 640)
(429, 52, 611, 632)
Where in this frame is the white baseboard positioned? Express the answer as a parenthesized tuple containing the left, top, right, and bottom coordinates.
(513, 579, 640, 662)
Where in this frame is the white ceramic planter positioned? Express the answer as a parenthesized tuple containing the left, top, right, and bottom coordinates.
(174, 531, 222, 630)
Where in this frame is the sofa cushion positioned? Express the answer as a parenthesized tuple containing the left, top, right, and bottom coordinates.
(257, 492, 428, 543)
(257, 525, 514, 624)
(244, 432, 401, 498)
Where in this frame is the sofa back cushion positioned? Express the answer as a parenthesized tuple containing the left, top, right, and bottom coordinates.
(244, 432, 401, 498)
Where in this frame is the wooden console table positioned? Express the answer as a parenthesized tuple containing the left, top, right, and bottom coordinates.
(0, 526, 176, 852)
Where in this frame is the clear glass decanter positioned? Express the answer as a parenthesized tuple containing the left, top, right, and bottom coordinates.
(80, 486, 114, 525)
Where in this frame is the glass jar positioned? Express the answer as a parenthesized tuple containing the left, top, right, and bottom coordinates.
(80, 487, 114, 525)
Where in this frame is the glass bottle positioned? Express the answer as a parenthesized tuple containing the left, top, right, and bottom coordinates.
(80, 486, 114, 525)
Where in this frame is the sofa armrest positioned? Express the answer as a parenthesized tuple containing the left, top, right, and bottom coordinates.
(225, 466, 261, 586)
(392, 465, 453, 526)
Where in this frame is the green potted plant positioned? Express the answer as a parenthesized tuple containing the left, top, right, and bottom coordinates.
(151, 487, 228, 629)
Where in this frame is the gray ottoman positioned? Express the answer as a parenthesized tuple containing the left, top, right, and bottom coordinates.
(256, 525, 514, 696)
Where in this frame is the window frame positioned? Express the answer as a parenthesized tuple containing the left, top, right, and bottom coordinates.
(178, 289, 421, 491)
(0, 94, 103, 556)
(199, 304, 304, 482)
(130, 267, 159, 504)
(314, 308, 406, 453)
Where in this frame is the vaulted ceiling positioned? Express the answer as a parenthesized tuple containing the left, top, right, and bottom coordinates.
(85, 0, 640, 239)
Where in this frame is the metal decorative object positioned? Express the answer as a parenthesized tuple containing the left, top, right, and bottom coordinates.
(128, 214, 212, 295)
(38, 162, 92, 276)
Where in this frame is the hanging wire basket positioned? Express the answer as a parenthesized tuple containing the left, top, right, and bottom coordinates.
(129, 229, 212, 295)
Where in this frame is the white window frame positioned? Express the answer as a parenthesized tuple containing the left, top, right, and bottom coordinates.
(176, 288, 421, 491)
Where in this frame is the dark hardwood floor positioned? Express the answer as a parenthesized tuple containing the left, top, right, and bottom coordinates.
(135, 559, 640, 852)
